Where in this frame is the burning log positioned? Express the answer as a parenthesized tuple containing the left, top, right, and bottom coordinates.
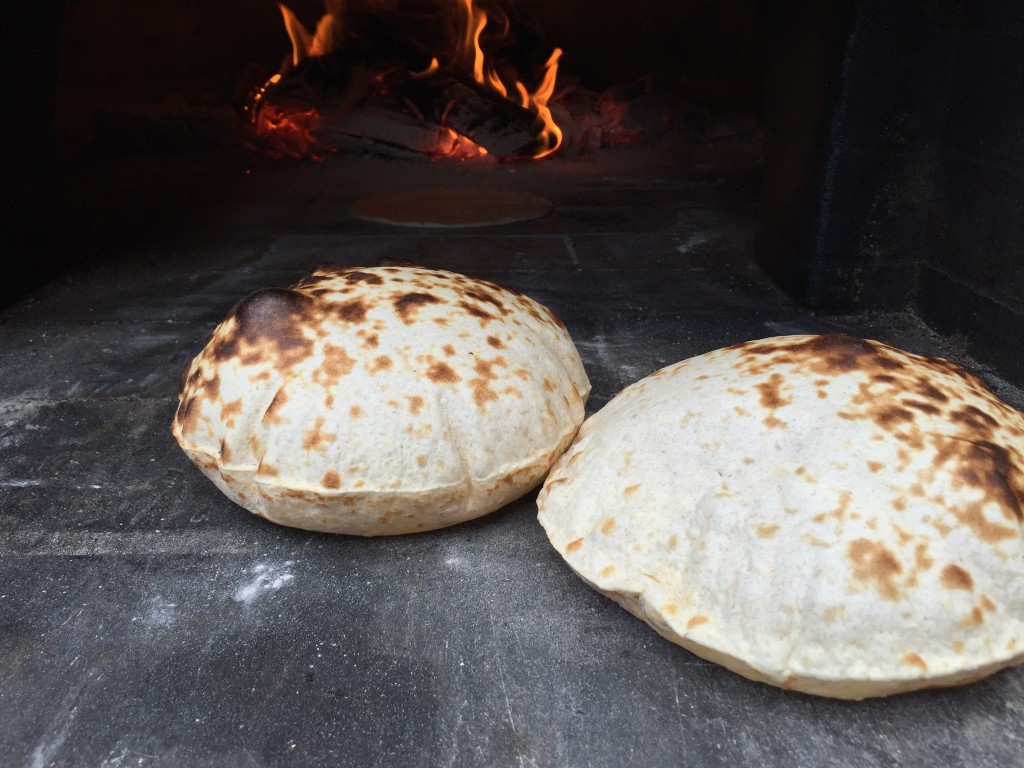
(407, 74, 544, 158)
(250, 0, 564, 161)
(309, 99, 457, 159)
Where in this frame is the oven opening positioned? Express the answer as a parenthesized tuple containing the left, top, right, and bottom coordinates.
(9, 0, 1020, 386)
(3, 1, 1023, 764)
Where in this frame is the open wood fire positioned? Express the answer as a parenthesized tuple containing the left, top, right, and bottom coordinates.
(244, 0, 716, 162)
(248, 0, 565, 160)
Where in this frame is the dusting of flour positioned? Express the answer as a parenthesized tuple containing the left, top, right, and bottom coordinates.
(233, 561, 295, 606)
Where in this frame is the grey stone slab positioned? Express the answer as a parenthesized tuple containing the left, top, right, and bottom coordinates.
(2, 150, 1024, 768)
(2, 507, 1022, 768)
(0, 323, 198, 402)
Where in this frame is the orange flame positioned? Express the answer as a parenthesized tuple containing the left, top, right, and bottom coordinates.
(279, 5, 312, 67)
(526, 48, 563, 158)
(278, 2, 343, 66)
(269, 0, 564, 159)
(412, 57, 441, 78)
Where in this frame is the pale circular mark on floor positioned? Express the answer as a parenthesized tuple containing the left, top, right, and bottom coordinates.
(350, 187, 553, 228)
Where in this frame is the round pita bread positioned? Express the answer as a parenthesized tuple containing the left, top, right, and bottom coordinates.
(173, 265, 589, 535)
(538, 334, 1024, 698)
(350, 187, 553, 228)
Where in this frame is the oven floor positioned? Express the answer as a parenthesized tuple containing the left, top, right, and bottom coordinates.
(2, 147, 1022, 767)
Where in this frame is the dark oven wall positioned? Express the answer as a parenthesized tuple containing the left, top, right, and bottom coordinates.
(756, 0, 1024, 386)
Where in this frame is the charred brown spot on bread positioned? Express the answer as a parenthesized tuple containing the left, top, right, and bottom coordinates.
(457, 300, 494, 323)
(336, 298, 369, 324)
(980, 594, 997, 612)
(486, 335, 505, 349)
(623, 484, 641, 496)
(687, 615, 709, 629)
(302, 416, 336, 452)
(757, 524, 780, 538)
(467, 356, 506, 410)
(369, 355, 393, 374)
(461, 287, 508, 314)
(933, 438, 1023, 525)
(755, 373, 791, 410)
(566, 537, 584, 552)
(914, 543, 934, 571)
(442, 344, 456, 356)
(343, 270, 383, 285)
(322, 470, 341, 488)
(600, 517, 617, 534)
(941, 564, 974, 590)
(950, 501, 1018, 543)
(315, 344, 357, 385)
(902, 652, 928, 671)
(961, 607, 985, 627)
(903, 399, 942, 415)
(393, 292, 442, 323)
(349, 405, 363, 418)
(211, 288, 316, 368)
(951, 405, 1000, 431)
(847, 538, 903, 601)
(915, 380, 950, 402)
(407, 396, 425, 415)
(262, 388, 289, 424)
(201, 374, 221, 403)
(257, 460, 278, 477)
(874, 406, 916, 427)
(473, 357, 505, 379)
(220, 399, 243, 430)
(740, 335, 926, 387)
(180, 365, 202, 397)
(219, 439, 232, 463)
(360, 333, 379, 349)
(867, 460, 884, 472)
(812, 491, 853, 523)
(427, 362, 460, 384)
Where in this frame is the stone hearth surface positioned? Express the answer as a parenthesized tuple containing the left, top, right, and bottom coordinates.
(2, 146, 1023, 768)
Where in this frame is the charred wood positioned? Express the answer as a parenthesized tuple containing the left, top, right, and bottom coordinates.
(406, 74, 543, 157)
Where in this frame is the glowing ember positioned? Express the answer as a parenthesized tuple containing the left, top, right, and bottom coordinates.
(251, 0, 564, 160)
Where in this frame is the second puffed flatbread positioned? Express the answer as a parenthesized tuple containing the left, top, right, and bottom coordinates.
(538, 334, 1024, 698)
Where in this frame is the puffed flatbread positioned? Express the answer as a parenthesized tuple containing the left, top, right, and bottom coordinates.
(173, 265, 589, 535)
(538, 334, 1024, 698)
